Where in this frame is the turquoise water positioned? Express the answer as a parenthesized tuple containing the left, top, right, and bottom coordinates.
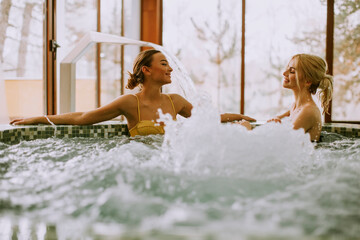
(0, 108, 360, 239)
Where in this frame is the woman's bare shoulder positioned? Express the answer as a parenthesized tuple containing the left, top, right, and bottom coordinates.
(304, 102, 321, 113)
(299, 103, 321, 120)
(108, 94, 138, 112)
(167, 93, 186, 102)
(114, 94, 137, 103)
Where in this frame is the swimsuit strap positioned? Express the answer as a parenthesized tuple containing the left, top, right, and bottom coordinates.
(166, 94, 176, 117)
(133, 94, 141, 121)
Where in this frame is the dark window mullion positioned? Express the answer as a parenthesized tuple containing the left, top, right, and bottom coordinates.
(120, 0, 124, 96)
(325, 0, 334, 123)
(240, 0, 245, 114)
(45, 0, 56, 115)
(96, 0, 101, 107)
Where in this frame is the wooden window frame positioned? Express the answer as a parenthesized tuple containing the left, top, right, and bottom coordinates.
(140, 0, 163, 47)
(45, 0, 57, 115)
(96, 0, 101, 107)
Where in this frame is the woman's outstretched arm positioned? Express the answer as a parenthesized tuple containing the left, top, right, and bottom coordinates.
(10, 95, 133, 126)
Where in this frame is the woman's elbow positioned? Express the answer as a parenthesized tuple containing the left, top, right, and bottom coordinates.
(72, 113, 95, 125)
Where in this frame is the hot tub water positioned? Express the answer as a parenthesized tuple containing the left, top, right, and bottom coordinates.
(0, 100, 359, 239)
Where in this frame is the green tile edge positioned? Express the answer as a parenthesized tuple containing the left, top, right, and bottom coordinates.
(0, 124, 129, 145)
(0, 123, 359, 145)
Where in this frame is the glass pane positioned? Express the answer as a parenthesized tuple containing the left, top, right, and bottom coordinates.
(245, 0, 327, 120)
(332, 0, 360, 121)
(100, 0, 122, 106)
(57, 0, 97, 112)
(123, 0, 141, 94)
(163, 0, 242, 112)
(0, 0, 44, 121)
(123, 0, 141, 96)
(100, 0, 141, 109)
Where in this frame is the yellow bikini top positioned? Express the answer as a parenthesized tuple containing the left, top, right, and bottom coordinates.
(129, 94, 176, 137)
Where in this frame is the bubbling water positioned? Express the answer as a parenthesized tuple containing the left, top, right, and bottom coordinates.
(1, 45, 360, 239)
(2, 95, 360, 239)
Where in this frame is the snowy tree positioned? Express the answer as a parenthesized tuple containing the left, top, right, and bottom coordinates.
(191, 0, 238, 110)
(0, 0, 12, 64)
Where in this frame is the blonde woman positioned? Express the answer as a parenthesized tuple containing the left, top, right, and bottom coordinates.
(268, 54, 333, 141)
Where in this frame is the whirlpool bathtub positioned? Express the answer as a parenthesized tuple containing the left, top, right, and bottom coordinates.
(0, 119, 359, 240)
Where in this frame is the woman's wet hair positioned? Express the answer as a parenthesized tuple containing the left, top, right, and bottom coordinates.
(292, 54, 333, 114)
(126, 49, 161, 90)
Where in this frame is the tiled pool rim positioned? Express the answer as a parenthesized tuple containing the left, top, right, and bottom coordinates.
(0, 121, 359, 145)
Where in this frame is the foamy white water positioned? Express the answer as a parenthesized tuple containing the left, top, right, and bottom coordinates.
(0, 98, 359, 239)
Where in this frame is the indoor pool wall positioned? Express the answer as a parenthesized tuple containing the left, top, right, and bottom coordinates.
(1, 122, 360, 144)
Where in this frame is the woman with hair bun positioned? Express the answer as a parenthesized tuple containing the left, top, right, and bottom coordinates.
(11, 49, 193, 137)
(267, 53, 333, 141)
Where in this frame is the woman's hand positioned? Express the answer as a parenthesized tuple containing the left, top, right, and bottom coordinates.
(267, 110, 290, 123)
(221, 113, 256, 123)
(241, 114, 256, 122)
(233, 120, 252, 130)
(10, 117, 43, 125)
(267, 117, 282, 123)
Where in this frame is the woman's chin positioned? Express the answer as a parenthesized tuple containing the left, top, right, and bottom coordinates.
(283, 82, 290, 88)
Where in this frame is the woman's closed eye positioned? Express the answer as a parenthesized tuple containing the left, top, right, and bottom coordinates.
(289, 67, 296, 74)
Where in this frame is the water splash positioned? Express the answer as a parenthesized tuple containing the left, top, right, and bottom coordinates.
(150, 43, 198, 102)
(1, 127, 359, 239)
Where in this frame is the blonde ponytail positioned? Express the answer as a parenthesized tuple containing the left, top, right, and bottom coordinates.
(318, 74, 333, 114)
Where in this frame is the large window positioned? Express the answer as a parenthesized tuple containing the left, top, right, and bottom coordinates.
(0, 0, 44, 120)
(163, 0, 327, 119)
(163, 0, 359, 122)
(57, 0, 98, 112)
(245, 0, 327, 120)
(0, 0, 359, 123)
(57, 0, 141, 113)
(163, 0, 242, 113)
(332, 0, 360, 121)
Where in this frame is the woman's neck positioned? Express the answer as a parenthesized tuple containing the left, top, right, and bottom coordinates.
(293, 88, 314, 109)
(139, 85, 162, 101)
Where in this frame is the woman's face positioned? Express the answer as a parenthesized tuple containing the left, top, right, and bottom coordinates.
(147, 53, 173, 85)
(283, 58, 301, 90)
